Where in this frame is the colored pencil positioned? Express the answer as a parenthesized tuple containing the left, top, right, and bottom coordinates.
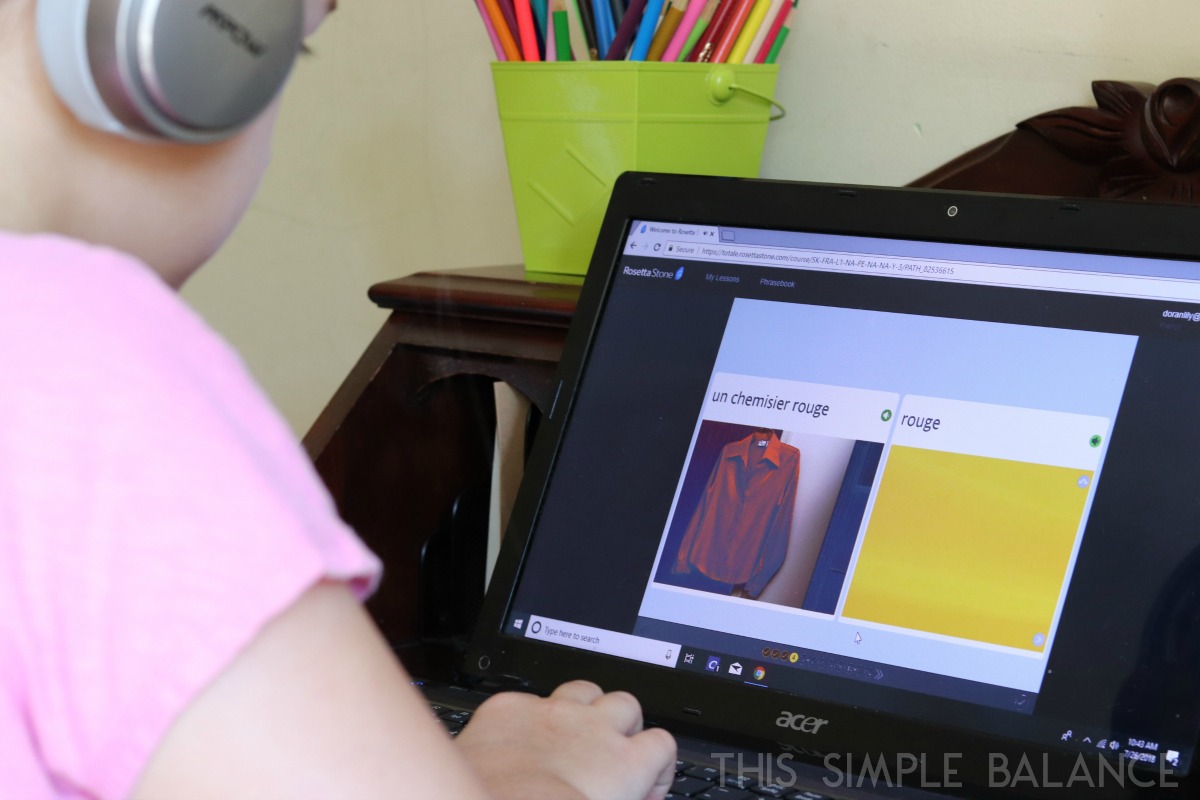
(628, 0, 666, 60)
(531, 0, 548, 39)
(482, 0, 524, 60)
(545, 0, 557, 59)
(742, 0, 783, 62)
(687, 0, 735, 61)
(662, 0, 705, 60)
(515, 0, 542, 60)
(563, 0, 592, 59)
(605, 0, 648, 59)
(609, 0, 625, 30)
(592, 0, 615, 54)
(604, 0, 621, 51)
(753, 0, 793, 63)
(675, 19, 707, 60)
(535, 0, 551, 57)
(670, 0, 717, 61)
(728, 0, 772, 64)
(574, 0, 600, 58)
(473, 0, 508, 59)
(497, 0, 522, 49)
(553, 2, 573, 59)
(646, 0, 687, 60)
(710, 0, 755, 63)
(764, 22, 789, 63)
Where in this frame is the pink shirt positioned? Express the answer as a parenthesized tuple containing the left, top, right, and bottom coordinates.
(0, 233, 382, 799)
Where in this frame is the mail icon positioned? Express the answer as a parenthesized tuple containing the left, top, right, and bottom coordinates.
(728, 662, 743, 676)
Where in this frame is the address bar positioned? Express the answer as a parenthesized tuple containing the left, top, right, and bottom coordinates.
(664, 241, 1200, 303)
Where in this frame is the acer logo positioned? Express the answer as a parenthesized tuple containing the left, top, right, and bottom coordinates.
(199, 5, 267, 57)
(775, 711, 829, 734)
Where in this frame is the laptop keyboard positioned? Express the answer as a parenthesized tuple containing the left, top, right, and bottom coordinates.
(665, 762, 839, 799)
(430, 703, 472, 736)
(431, 704, 844, 800)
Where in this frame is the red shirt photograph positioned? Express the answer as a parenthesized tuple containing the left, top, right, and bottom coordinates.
(673, 429, 800, 598)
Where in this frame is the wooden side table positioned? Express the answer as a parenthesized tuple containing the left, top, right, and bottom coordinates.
(302, 266, 580, 665)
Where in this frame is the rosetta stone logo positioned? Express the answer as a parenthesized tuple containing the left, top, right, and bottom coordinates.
(675, 267, 685, 281)
(640, 224, 647, 234)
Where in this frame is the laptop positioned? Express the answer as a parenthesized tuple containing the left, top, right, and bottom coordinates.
(424, 173, 1200, 799)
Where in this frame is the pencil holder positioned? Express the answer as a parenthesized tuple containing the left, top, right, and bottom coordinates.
(492, 61, 781, 283)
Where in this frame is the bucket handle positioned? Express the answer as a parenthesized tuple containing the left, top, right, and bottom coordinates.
(706, 66, 787, 121)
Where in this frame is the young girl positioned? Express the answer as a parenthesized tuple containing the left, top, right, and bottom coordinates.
(0, 1, 674, 797)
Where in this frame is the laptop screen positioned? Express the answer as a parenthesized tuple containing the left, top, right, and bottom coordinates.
(475, 177, 1200, 790)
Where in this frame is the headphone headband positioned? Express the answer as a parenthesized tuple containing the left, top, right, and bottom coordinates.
(37, 0, 303, 143)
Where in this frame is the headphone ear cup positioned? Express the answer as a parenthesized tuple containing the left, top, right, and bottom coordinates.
(37, 0, 304, 143)
(37, 0, 125, 135)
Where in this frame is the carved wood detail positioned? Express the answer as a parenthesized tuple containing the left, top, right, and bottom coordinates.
(911, 78, 1200, 203)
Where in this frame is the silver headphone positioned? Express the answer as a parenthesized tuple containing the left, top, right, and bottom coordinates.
(37, 0, 304, 143)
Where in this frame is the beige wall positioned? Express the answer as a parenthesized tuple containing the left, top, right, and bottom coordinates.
(182, 0, 1200, 436)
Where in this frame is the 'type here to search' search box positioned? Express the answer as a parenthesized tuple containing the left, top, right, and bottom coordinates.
(524, 615, 681, 668)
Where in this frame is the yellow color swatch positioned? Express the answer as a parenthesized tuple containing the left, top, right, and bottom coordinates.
(843, 447, 1092, 651)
